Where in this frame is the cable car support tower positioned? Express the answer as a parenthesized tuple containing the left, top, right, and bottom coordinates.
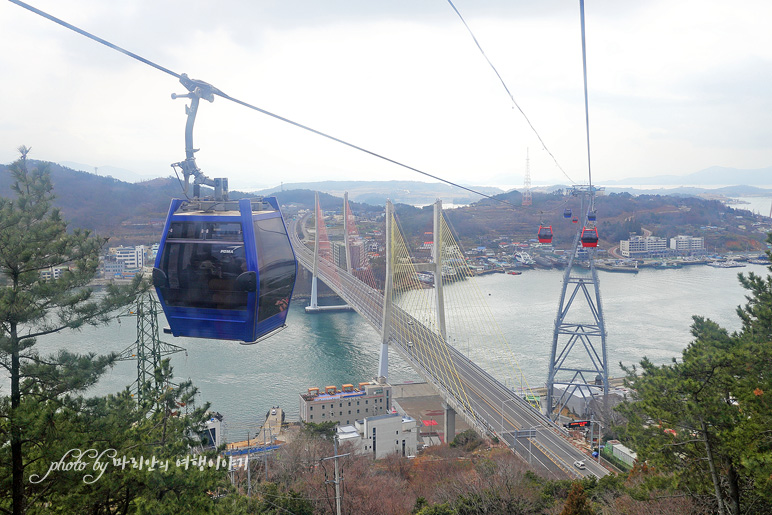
(117, 292, 186, 406)
(545, 0, 609, 423)
(545, 187, 608, 422)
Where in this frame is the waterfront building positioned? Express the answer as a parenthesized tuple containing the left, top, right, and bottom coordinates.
(619, 235, 668, 258)
(669, 235, 705, 255)
(113, 245, 145, 269)
(102, 258, 125, 278)
(337, 412, 418, 459)
(299, 383, 392, 426)
(39, 266, 67, 281)
(203, 412, 224, 449)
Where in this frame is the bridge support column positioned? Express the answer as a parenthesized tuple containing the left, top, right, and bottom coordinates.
(433, 200, 447, 340)
(443, 403, 456, 444)
(343, 192, 352, 274)
(378, 200, 394, 383)
(309, 191, 321, 310)
(309, 276, 319, 310)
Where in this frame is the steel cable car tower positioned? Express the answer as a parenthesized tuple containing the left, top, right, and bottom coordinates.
(545, 0, 608, 422)
(117, 292, 186, 406)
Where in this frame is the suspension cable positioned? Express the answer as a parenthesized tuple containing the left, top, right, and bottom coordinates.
(9, 0, 518, 208)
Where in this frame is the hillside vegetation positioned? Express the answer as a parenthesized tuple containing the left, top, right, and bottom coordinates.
(1, 162, 766, 251)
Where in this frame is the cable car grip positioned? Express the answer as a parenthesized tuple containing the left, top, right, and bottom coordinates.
(170, 73, 228, 201)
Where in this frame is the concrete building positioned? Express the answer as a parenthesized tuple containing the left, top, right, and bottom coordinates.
(619, 235, 668, 258)
(669, 235, 705, 254)
(300, 383, 392, 426)
(39, 266, 67, 281)
(337, 412, 418, 459)
(331, 241, 347, 270)
(202, 412, 224, 449)
(102, 259, 125, 278)
(113, 245, 145, 269)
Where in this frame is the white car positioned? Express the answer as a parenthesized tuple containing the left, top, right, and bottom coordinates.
(573, 460, 586, 470)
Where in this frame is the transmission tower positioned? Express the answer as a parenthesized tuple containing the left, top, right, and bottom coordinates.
(522, 148, 532, 206)
(546, 186, 608, 422)
(117, 292, 186, 405)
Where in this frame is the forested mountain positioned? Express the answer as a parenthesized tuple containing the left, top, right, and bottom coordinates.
(1, 162, 767, 251)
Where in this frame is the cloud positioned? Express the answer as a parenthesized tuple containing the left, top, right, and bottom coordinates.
(1, 0, 770, 190)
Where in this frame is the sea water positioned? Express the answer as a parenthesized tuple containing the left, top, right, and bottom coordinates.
(10, 262, 767, 441)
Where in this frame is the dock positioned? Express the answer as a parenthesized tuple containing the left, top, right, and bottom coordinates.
(305, 305, 354, 313)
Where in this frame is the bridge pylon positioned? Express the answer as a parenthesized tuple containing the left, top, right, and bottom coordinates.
(546, 186, 609, 423)
(378, 200, 394, 382)
(309, 191, 321, 310)
(306, 191, 351, 313)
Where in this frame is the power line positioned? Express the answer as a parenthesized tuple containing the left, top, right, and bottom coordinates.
(445, 0, 577, 185)
(9, 0, 518, 208)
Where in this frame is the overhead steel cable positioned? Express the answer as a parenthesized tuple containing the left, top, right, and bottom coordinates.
(445, 0, 577, 185)
(9, 0, 518, 208)
(579, 0, 594, 191)
(7, 0, 180, 80)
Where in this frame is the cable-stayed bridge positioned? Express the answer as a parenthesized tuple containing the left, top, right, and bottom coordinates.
(287, 195, 608, 479)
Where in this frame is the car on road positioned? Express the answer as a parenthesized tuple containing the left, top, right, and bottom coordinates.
(573, 460, 586, 470)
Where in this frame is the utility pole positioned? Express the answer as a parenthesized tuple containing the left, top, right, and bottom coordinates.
(321, 436, 349, 515)
(246, 450, 251, 497)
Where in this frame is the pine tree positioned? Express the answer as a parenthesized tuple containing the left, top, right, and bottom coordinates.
(559, 482, 595, 515)
(0, 147, 142, 514)
(616, 233, 772, 515)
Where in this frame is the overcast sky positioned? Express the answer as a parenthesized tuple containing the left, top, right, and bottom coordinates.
(1, 0, 771, 192)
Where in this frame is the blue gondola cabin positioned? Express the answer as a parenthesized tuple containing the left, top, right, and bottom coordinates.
(153, 197, 297, 342)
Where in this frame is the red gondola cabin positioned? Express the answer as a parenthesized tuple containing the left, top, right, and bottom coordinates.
(581, 227, 599, 247)
(537, 225, 553, 244)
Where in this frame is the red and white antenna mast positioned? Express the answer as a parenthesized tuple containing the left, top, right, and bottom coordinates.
(522, 148, 532, 206)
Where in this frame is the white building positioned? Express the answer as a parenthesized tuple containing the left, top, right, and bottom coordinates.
(299, 383, 392, 426)
(39, 266, 67, 281)
(113, 246, 145, 269)
(619, 235, 668, 258)
(605, 440, 638, 467)
(669, 235, 705, 254)
(337, 412, 418, 459)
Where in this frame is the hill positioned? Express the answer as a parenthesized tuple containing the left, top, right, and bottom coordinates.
(256, 180, 504, 206)
(1, 161, 768, 251)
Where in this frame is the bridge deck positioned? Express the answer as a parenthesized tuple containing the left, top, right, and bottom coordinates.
(288, 217, 608, 479)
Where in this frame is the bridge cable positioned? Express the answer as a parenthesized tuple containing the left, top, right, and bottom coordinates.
(446, 0, 577, 185)
(9, 0, 518, 208)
